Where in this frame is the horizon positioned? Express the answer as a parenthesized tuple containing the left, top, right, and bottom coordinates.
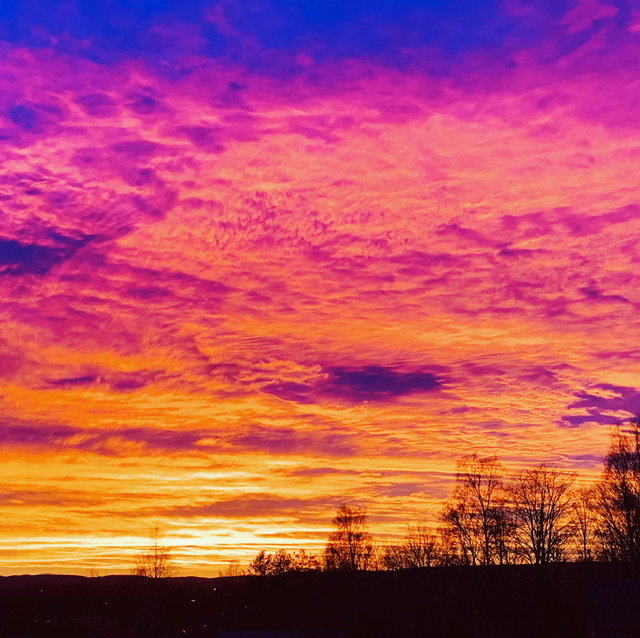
(1, 0, 639, 576)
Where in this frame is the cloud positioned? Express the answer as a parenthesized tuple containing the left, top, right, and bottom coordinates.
(0, 417, 361, 459)
(499, 204, 640, 242)
(41, 369, 160, 392)
(1, 167, 177, 249)
(231, 425, 358, 457)
(562, 384, 640, 426)
(561, 413, 621, 427)
(323, 366, 442, 400)
(0, 486, 111, 509)
(74, 92, 119, 118)
(127, 93, 162, 115)
(562, 0, 618, 34)
(46, 375, 97, 387)
(374, 482, 430, 497)
(6, 101, 65, 135)
(561, 453, 603, 469)
(111, 139, 166, 158)
(156, 493, 331, 519)
(287, 466, 361, 478)
(264, 364, 444, 405)
(123, 286, 174, 302)
(0, 238, 77, 276)
(436, 222, 503, 249)
(0, 422, 209, 456)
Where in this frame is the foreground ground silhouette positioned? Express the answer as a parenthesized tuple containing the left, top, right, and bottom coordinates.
(1, 562, 640, 637)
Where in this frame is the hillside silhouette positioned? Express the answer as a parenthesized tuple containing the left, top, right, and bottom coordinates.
(1, 562, 638, 638)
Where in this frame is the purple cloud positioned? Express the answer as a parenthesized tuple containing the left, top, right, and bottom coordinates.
(111, 139, 165, 158)
(562, 453, 604, 470)
(0, 422, 208, 456)
(578, 285, 630, 305)
(288, 467, 361, 478)
(326, 365, 441, 398)
(263, 364, 444, 405)
(7, 102, 64, 134)
(562, 413, 621, 427)
(177, 125, 227, 154)
(436, 222, 503, 249)
(46, 375, 97, 387)
(42, 370, 159, 392)
(561, 383, 640, 427)
(127, 94, 161, 115)
(231, 425, 358, 457)
(0, 236, 85, 276)
(124, 286, 173, 301)
(157, 493, 331, 519)
(500, 204, 640, 242)
(74, 93, 118, 118)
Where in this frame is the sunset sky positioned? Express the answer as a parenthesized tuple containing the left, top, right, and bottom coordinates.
(1, 0, 640, 575)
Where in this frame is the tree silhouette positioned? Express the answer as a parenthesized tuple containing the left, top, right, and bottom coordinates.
(132, 527, 175, 578)
(220, 559, 244, 576)
(570, 487, 596, 562)
(593, 417, 640, 568)
(324, 504, 374, 571)
(440, 455, 513, 565)
(291, 548, 322, 572)
(510, 464, 575, 564)
(248, 550, 273, 576)
(382, 524, 443, 569)
(248, 548, 321, 575)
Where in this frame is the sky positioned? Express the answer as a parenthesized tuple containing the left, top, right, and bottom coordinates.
(1, 0, 640, 575)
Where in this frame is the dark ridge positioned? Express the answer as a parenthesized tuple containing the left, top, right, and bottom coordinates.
(0, 563, 636, 638)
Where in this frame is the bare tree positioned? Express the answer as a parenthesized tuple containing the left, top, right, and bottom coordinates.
(437, 527, 463, 566)
(381, 524, 444, 569)
(492, 500, 517, 565)
(440, 455, 513, 565)
(570, 487, 597, 562)
(380, 544, 406, 570)
(220, 560, 244, 577)
(440, 498, 477, 565)
(509, 465, 575, 564)
(593, 417, 640, 568)
(133, 527, 175, 578)
(324, 504, 375, 571)
(381, 524, 443, 570)
(403, 524, 441, 567)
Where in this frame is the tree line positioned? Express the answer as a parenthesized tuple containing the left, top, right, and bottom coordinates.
(133, 417, 640, 577)
(246, 417, 640, 575)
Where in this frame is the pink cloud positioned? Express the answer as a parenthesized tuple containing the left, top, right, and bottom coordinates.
(563, 0, 618, 34)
